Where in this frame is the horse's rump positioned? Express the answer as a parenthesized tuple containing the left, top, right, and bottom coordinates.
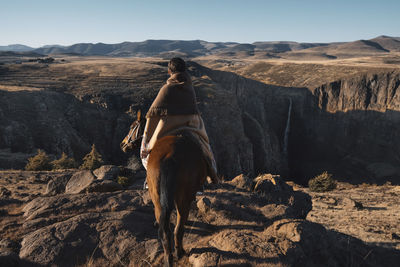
(147, 130, 207, 201)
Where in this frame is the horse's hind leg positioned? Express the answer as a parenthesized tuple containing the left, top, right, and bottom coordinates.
(159, 209, 173, 267)
(174, 203, 190, 259)
(152, 185, 173, 266)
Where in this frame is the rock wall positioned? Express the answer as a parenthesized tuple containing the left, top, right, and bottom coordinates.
(291, 72, 400, 184)
(192, 65, 400, 183)
(0, 90, 132, 169)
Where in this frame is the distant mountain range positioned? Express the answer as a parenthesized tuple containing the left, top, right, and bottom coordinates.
(1, 36, 399, 57)
(0, 44, 36, 52)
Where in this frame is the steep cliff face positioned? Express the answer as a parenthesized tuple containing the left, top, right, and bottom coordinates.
(293, 72, 400, 184)
(314, 72, 400, 112)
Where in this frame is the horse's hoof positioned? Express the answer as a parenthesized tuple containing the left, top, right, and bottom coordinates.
(153, 221, 158, 228)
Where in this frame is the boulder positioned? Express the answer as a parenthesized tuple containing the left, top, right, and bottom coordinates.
(196, 197, 212, 213)
(195, 176, 312, 226)
(65, 171, 95, 194)
(227, 174, 253, 191)
(189, 229, 281, 266)
(253, 173, 292, 193)
(125, 156, 142, 172)
(93, 165, 120, 180)
(252, 174, 311, 219)
(342, 197, 363, 210)
(44, 174, 72, 196)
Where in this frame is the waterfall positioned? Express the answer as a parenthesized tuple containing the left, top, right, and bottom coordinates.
(283, 99, 292, 156)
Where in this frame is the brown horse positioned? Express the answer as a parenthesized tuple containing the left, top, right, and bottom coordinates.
(120, 112, 210, 267)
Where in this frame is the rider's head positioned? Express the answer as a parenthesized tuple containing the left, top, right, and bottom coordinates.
(168, 57, 186, 74)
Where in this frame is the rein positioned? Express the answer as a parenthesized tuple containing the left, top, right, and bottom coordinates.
(127, 122, 143, 144)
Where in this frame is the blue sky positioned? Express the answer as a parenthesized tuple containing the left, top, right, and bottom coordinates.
(1, 0, 399, 47)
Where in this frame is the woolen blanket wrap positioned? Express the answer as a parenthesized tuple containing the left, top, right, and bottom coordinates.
(146, 71, 199, 118)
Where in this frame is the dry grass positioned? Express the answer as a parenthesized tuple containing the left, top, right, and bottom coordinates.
(196, 52, 400, 89)
(0, 84, 43, 91)
(2, 53, 399, 96)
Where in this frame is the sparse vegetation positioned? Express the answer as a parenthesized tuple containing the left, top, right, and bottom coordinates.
(25, 149, 52, 171)
(308, 171, 337, 192)
(80, 144, 103, 171)
(51, 152, 78, 170)
(28, 57, 55, 64)
(117, 176, 130, 187)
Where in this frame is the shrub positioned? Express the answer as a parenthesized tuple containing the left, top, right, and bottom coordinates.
(80, 144, 104, 170)
(308, 171, 337, 192)
(51, 152, 78, 170)
(117, 176, 131, 187)
(25, 149, 52, 171)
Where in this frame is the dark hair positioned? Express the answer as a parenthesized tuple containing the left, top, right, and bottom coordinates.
(168, 57, 186, 73)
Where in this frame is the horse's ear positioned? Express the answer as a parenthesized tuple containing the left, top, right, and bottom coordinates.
(137, 110, 141, 121)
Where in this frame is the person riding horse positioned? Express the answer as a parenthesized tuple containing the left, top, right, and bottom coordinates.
(140, 57, 219, 184)
(120, 58, 220, 266)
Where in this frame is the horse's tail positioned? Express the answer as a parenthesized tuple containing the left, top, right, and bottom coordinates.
(158, 156, 177, 234)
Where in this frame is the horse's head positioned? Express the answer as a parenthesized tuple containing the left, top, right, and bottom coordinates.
(120, 110, 146, 153)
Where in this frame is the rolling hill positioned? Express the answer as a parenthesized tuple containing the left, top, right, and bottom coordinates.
(0, 44, 34, 52)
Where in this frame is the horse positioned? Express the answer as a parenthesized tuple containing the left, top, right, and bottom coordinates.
(120, 111, 210, 267)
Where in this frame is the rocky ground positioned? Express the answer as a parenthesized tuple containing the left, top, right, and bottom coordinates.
(298, 182, 400, 250)
(1, 169, 399, 266)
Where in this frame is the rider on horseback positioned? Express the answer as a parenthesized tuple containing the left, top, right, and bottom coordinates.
(140, 57, 219, 184)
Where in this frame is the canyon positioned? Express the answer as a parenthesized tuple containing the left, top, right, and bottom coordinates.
(0, 56, 399, 184)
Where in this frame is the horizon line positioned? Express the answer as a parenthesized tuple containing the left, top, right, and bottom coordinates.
(0, 35, 398, 48)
